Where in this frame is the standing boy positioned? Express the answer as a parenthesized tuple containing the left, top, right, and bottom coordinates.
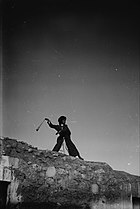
(45, 116, 83, 160)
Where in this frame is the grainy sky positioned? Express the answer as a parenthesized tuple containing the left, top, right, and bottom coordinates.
(2, 0, 139, 175)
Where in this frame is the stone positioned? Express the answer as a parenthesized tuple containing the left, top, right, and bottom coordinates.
(28, 148, 33, 152)
(94, 168, 105, 173)
(46, 166, 56, 177)
(91, 184, 99, 194)
(58, 168, 65, 175)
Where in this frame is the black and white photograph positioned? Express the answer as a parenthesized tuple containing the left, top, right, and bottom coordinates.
(1, 0, 140, 208)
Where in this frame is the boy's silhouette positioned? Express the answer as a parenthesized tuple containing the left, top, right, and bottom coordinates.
(45, 116, 83, 160)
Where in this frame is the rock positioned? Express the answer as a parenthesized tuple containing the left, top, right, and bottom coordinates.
(46, 166, 56, 177)
(0, 137, 140, 209)
(28, 148, 33, 153)
(91, 184, 99, 194)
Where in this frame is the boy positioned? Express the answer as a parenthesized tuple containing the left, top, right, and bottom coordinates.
(45, 116, 83, 160)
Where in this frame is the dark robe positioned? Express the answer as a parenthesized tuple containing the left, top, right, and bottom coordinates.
(48, 122, 83, 160)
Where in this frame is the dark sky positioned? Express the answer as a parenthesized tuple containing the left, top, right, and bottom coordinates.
(2, 0, 139, 175)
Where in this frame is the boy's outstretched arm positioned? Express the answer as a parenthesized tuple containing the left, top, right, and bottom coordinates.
(45, 118, 59, 131)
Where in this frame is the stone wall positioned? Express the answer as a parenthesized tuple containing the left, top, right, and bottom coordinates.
(0, 137, 140, 209)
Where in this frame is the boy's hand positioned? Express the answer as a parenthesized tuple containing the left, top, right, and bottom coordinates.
(45, 118, 50, 123)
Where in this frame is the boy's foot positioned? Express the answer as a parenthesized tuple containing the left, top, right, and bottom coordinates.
(78, 156, 84, 160)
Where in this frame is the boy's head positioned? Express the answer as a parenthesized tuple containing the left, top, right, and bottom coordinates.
(58, 116, 66, 125)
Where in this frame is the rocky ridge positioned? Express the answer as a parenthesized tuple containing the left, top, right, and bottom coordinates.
(0, 137, 140, 209)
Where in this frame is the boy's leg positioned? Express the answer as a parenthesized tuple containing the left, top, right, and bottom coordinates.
(65, 138, 84, 160)
(52, 136, 64, 151)
(65, 138, 78, 156)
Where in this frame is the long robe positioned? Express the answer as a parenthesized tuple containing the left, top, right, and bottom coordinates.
(48, 122, 83, 159)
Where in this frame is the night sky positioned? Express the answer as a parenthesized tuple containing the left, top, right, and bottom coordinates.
(2, 1, 139, 175)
